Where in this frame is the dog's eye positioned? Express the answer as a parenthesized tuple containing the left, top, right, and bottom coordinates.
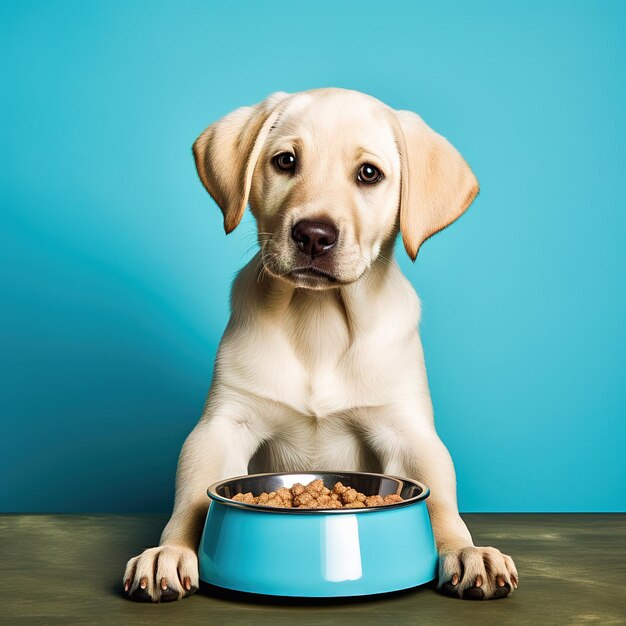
(274, 152, 296, 172)
(358, 163, 382, 184)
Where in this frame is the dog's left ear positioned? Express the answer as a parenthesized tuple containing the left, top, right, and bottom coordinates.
(392, 110, 479, 261)
(193, 91, 290, 233)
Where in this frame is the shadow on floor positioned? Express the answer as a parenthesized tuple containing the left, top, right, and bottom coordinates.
(112, 579, 437, 606)
(196, 580, 437, 607)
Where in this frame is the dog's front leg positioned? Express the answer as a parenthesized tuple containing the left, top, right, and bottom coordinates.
(374, 422, 519, 600)
(122, 389, 266, 602)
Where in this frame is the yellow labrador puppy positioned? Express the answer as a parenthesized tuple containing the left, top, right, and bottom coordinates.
(123, 88, 518, 602)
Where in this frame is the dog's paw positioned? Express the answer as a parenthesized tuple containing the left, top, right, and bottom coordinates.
(123, 545, 199, 602)
(437, 546, 518, 600)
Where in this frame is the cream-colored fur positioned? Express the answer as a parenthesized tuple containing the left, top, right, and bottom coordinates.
(123, 88, 518, 602)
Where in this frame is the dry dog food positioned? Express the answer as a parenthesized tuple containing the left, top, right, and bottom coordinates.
(231, 479, 404, 509)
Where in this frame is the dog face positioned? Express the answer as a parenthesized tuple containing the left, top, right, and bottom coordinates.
(249, 90, 401, 288)
(193, 88, 479, 290)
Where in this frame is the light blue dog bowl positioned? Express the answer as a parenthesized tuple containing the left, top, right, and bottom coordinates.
(198, 471, 437, 597)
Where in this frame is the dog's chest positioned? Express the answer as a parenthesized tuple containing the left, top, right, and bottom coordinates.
(221, 283, 416, 417)
(266, 294, 399, 415)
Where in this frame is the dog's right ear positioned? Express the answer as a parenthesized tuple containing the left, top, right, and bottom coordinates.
(192, 91, 290, 234)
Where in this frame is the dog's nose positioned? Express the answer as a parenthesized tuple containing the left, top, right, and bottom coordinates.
(291, 220, 338, 258)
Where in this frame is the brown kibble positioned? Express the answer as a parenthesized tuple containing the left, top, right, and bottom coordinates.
(365, 495, 385, 507)
(307, 479, 325, 493)
(232, 481, 404, 509)
(293, 492, 315, 507)
(344, 501, 365, 508)
(326, 499, 343, 509)
(383, 494, 403, 504)
(341, 488, 358, 504)
(297, 494, 318, 509)
(276, 487, 293, 502)
(232, 491, 257, 504)
(266, 497, 285, 508)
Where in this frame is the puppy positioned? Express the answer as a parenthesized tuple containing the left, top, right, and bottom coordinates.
(123, 88, 518, 602)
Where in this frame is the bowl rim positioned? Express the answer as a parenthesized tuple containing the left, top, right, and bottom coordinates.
(206, 470, 430, 515)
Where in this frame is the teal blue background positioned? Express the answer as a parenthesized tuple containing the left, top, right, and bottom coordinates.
(1, 1, 624, 513)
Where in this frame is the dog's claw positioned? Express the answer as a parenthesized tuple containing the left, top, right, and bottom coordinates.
(159, 585, 180, 603)
(439, 582, 459, 597)
(129, 586, 152, 602)
(439, 572, 461, 597)
(462, 585, 485, 600)
(493, 582, 511, 598)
